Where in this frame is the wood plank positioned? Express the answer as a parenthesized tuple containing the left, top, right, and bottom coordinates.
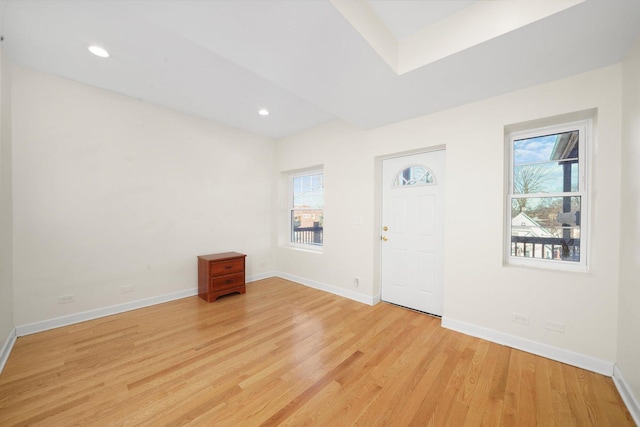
(0, 278, 633, 426)
(535, 355, 555, 426)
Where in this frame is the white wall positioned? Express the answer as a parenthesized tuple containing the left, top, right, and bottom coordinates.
(11, 66, 275, 326)
(0, 45, 16, 359)
(619, 37, 640, 411)
(275, 64, 623, 366)
(276, 120, 376, 303)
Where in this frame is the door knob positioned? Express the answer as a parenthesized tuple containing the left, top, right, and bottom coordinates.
(381, 236, 388, 241)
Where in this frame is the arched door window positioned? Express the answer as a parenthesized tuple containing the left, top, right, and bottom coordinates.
(393, 165, 436, 187)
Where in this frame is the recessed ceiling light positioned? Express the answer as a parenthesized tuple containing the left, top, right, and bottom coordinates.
(258, 109, 269, 116)
(88, 45, 109, 58)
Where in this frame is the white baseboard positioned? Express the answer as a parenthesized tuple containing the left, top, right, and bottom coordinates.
(247, 272, 276, 283)
(275, 271, 377, 306)
(442, 317, 614, 376)
(12, 273, 299, 338)
(16, 288, 198, 337)
(0, 327, 17, 374)
(613, 364, 640, 426)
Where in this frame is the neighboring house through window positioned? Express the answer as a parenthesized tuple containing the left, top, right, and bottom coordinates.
(507, 119, 590, 270)
(290, 170, 324, 248)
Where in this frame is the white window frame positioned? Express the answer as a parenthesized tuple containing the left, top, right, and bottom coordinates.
(506, 119, 590, 272)
(289, 169, 324, 251)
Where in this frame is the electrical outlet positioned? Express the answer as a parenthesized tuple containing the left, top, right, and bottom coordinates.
(353, 278, 360, 287)
(511, 313, 529, 325)
(58, 295, 75, 304)
(121, 285, 134, 294)
(545, 321, 565, 333)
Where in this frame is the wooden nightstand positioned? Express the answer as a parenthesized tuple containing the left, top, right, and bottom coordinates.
(197, 252, 246, 302)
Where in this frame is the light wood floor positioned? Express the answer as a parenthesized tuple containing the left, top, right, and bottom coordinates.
(0, 278, 633, 426)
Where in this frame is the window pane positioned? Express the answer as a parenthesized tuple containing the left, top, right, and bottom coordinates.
(511, 196, 581, 262)
(514, 130, 579, 165)
(293, 173, 324, 208)
(513, 161, 579, 194)
(394, 165, 435, 186)
(291, 209, 323, 245)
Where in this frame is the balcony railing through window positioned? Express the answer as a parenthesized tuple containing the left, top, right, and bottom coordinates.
(292, 225, 323, 246)
(511, 236, 580, 261)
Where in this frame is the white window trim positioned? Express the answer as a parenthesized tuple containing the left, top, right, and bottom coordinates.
(289, 168, 324, 252)
(505, 119, 591, 272)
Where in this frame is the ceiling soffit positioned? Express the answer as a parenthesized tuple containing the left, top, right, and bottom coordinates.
(332, 0, 585, 74)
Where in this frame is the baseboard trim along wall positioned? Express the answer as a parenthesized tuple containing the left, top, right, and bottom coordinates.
(0, 328, 17, 374)
(613, 365, 640, 426)
(247, 272, 276, 282)
(442, 317, 615, 376)
(275, 272, 377, 306)
(16, 288, 198, 337)
(14, 274, 271, 337)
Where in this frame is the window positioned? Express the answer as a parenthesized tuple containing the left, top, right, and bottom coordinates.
(290, 170, 323, 248)
(394, 165, 436, 187)
(507, 120, 589, 269)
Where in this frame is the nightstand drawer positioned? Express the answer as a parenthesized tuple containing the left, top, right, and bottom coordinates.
(210, 258, 244, 276)
(211, 272, 245, 291)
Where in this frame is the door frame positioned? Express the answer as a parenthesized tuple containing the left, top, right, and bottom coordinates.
(373, 145, 446, 305)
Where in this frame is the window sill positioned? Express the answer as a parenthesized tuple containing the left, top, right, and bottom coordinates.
(506, 257, 589, 273)
(285, 243, 323, 254)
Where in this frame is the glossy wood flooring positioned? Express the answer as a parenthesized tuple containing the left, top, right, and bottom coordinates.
(0, 278, 633, 426)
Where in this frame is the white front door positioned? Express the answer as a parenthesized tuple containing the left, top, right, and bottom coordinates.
(381, 150, 445, 315)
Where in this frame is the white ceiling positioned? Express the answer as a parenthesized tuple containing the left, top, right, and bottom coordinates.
(1, 0, 639, 139)
(368, 0, 477, 40)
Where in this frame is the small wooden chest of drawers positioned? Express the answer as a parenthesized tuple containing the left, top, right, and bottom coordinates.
(197, 252, 246, 302)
